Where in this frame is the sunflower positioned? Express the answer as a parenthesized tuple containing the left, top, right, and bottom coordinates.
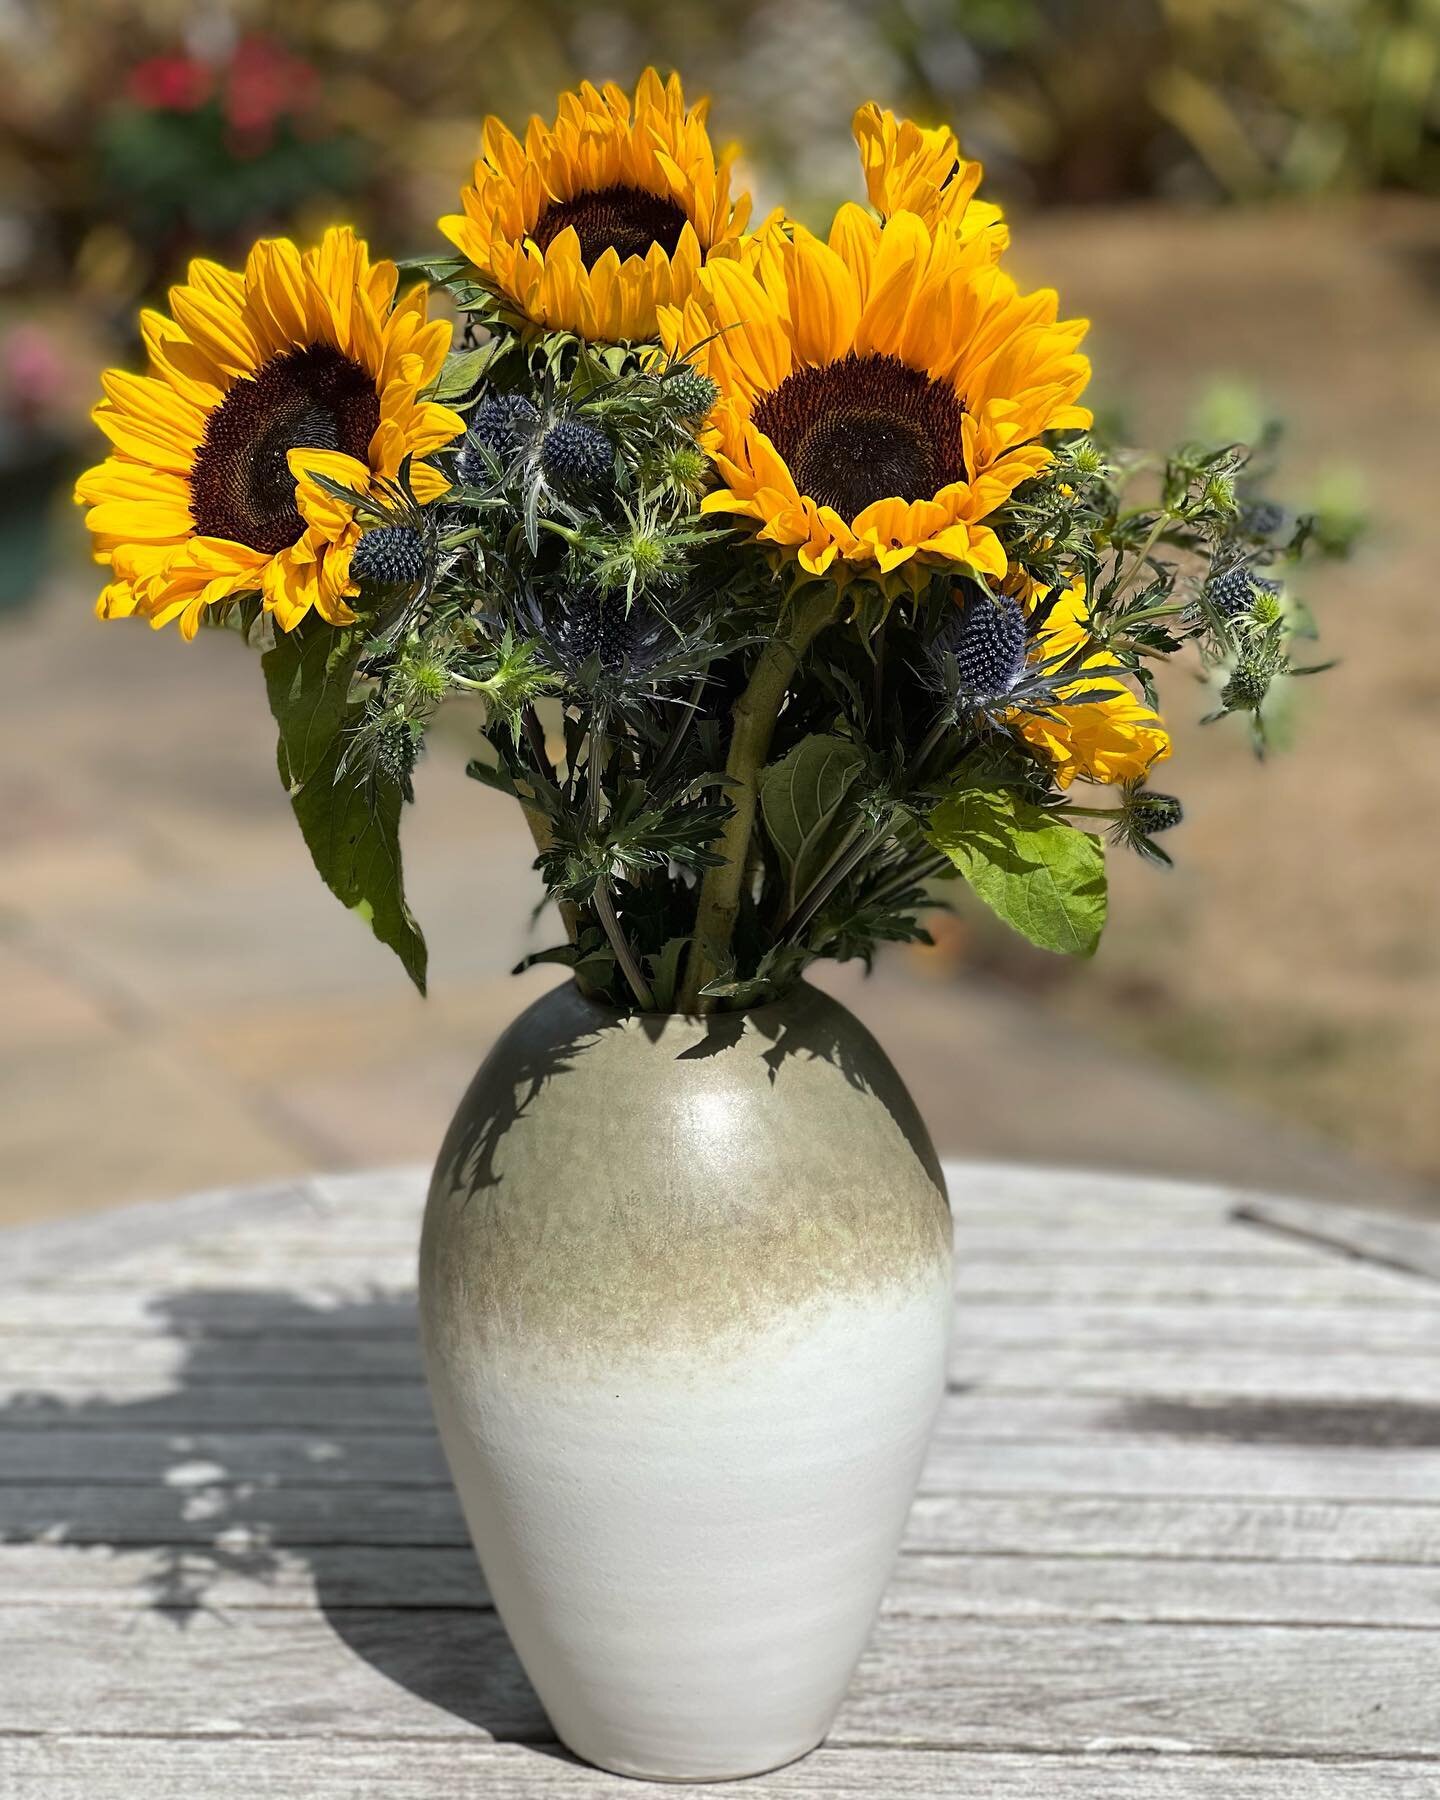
(851, 103, 1007, 255)
(1017, 576, 1172, 786)
(75, 227, 463, 639)
(440, 69, 750, 345)
(659, 210, 1090, 584)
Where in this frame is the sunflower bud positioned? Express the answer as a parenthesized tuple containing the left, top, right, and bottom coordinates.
(540, 418, 614, 492)
(351, 525, 427, 587)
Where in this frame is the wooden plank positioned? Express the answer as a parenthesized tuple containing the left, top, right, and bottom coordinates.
(949, 1344, 1440, 1402)
(3, 1255, 1434, 1323)
(14, 1252, 1414, 1306)
(0, 1543, 488, 1610)
(9, 1297, 1440, 1351)
(841, 1617, 1440, 1755)
(5, 1739, 1435, 1799)
(6, 1382, 1439, 1451)
(1, 1605, 1435, 1756)
(5, 1540, 1438, 1629)
(0, 1179, 325, 1288)
(8, 1328, 1440, 1402)
(3, 1224, 1320, 1298)
(0, 1334, 426, 1381)
(1237, 1194, 1440, 1284)
(1, 1162, 1316, 1289)
(4, 1482, 1438, 1564)
(0, 1375, 435, 1433)
(941, 1391, 1440, 1448)
(0, 1377, 434, 1432)
(908, 1493, 1440, 1563)
(5, 1422, 1439, 1503)
(954, 1258, 1437, 1303)
(923, 1434, 1440, 1503)
(0, 1604, 547, 1741)
(885, 1551, 1440, 1627)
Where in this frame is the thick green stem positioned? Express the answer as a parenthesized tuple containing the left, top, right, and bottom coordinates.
(679, 590, 834, 1012)
(1110, 513, 1170, 605)
(593, 878, 655, 1011)
(518, 801, 584, 948)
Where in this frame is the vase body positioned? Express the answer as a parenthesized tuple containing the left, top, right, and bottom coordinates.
(419, 979, 952, 1782)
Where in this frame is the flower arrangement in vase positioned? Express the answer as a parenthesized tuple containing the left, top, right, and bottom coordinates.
(76, 70, 1341, 1783)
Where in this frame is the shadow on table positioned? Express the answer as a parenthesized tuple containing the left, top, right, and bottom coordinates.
(0, 1286, 571, 1760)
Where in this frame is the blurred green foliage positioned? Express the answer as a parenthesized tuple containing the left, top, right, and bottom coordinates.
(0, 0, 1435, 309)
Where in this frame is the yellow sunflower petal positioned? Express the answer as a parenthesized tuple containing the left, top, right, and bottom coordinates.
(78, 224, 452, 632)
(441, 69, 751, 343)
(672, 203, 1090, 588)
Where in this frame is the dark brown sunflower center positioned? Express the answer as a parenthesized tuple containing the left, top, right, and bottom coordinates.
(752, 353, 968, 520)
(188, 344, 379, 555)
(532, 184, 689, 268)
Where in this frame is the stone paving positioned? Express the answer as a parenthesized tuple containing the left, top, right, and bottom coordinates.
(3, 202, 1436, 1227)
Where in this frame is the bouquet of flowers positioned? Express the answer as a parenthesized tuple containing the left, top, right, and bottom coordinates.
(75, 71, 1339, 1013)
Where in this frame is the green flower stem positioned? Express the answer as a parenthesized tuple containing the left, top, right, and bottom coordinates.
(863, 848, 952, 912)
(517, 800, 583, 949)
(679, 588, 835, 1012)
(593, 878, 656, 1011)
(1110, 513, 1171, 604)
(785, 816, 885, 943)
(508, 724, 595, 991)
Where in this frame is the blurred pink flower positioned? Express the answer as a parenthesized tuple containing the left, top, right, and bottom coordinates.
(126, 54, 213, 113)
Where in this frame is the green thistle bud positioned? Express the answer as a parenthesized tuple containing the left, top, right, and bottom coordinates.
(1250, 587, 1285, 627)
(1223, 655, 1272, 712)
(663, 445, 707, 492)
(399, 647, 450, 704)
(376, 715, 418, 786)
(626, 526, 668, 584)
(665, 368, 720, 420)
(1107, 780, 1184, 863)
(1068, 439, 1104, 478)
(1128, 790, 1183, 834)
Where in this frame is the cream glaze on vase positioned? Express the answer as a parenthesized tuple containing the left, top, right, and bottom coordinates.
(419, 979, 953, 1782)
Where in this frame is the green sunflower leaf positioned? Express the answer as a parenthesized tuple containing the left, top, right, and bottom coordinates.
(926, 786, 1107, 957)
(262, 620, 363, 793)
(759, 734, 868, 913)
(427, 345, 499, 406)
(263, 622, 426, 992)
(288, 714, 427, 994)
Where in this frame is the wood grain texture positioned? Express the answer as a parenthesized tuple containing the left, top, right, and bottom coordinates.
(6, 1422, 1439, 1502)
(1, 1605, 1436, 1757)
(5, 1542, 1437, 1628)
(1, 1158, 1437, 1795)
(1236, 1194, 1440, 1284)
(4, 1741, 1436, 1799)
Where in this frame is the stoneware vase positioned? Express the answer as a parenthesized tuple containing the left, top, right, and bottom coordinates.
(419, 978, 953, 1782)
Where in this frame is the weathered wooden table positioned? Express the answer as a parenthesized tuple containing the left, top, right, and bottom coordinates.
(2, 1163, 1438, 1796)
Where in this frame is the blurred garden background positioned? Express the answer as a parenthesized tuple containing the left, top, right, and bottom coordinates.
(2, 0, 1438, 1223)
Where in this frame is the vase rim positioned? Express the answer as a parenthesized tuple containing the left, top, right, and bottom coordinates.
(560, 976, 817, 1029)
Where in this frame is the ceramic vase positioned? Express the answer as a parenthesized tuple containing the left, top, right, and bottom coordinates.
(418, 978, 952, 1781)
